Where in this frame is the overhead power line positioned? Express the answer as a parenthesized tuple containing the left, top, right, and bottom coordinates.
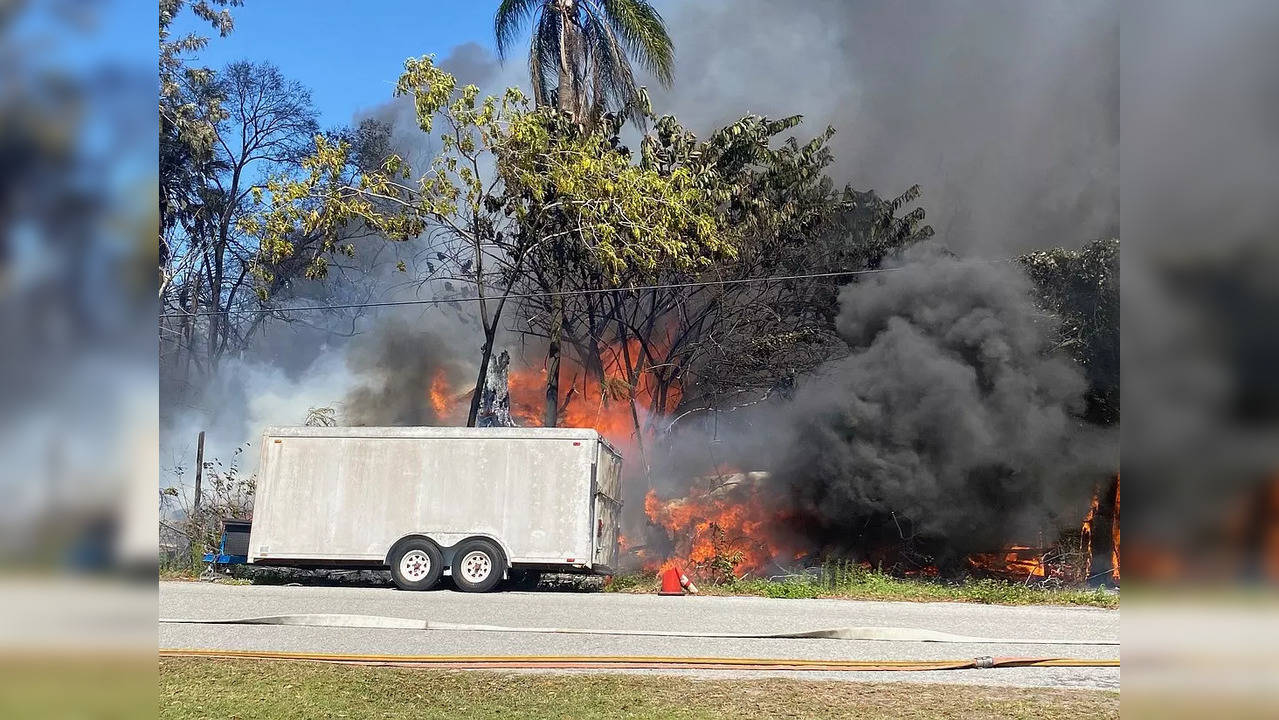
(157, 264, 975, 321)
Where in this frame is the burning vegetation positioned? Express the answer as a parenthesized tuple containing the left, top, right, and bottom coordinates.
(641, 471, 803, 582)
(423, 336, 678, 450)
(639, 471, 1121, 586)
(404, 251, 1122, 589)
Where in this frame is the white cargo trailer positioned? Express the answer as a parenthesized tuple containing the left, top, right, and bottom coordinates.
(247, 426, 623, 592)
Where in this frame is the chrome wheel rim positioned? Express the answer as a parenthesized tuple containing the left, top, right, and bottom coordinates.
(399, 549, 432, 582)
(459, 550, 492, 584)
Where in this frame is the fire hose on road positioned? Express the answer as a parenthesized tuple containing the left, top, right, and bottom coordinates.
(159, 613, 1118, 645)
(159, 647, 1118, 671)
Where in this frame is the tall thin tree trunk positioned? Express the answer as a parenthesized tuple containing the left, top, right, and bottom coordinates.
(467, 328, 497, 427)
(466, 286, 508, 428)
(585, 326, 605, 387)
(543, 4, 578, 424)
(183, 271, 200, 388)
(557, 6, 577, 117)
(617, 319, 651, 487)
(209, 235, 225, 369)
(1089, 474, 1120, 586)
(544, 290, 564, 427)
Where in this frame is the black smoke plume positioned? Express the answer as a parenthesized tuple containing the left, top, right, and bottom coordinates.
(652, 246, 1118, 565)
(767, 247, 1116, 561)
(342, 317, 471, 426)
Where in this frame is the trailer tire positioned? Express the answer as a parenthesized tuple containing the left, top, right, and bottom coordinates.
(451, 538, 505, 593)
(389, 538, 444, 591)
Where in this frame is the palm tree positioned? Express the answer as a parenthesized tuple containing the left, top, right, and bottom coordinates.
(494, 1, 675, 428)
(494, 0, 674, 125)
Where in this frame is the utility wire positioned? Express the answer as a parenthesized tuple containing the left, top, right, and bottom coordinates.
(158, 265, 924, 320)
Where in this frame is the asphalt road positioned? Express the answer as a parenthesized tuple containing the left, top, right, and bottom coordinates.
(159, 581, 1119, 689)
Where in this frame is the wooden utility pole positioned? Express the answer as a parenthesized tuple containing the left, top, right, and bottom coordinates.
(193, 431, 205, 515)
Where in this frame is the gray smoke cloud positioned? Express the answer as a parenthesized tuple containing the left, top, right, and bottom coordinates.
(342, 316, 474, 426)
(1123, 0, 1279, 559)
(421, 1, 1118, 256)
(650, 0, 1117, 257)
(766, 247, 1116, 557)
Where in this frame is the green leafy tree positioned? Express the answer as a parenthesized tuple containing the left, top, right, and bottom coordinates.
(159, 0, 241, 292)
(161, 60, 321, 393)
(1020, 238, 1120, 425)
(494, 0, 674, 126)
(518, 110, 933, 453)
(248, 57, 727, 426)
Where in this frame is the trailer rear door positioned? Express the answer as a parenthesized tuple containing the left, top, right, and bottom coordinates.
(592, 494, 621, 570)
(592, 441, 623, 571)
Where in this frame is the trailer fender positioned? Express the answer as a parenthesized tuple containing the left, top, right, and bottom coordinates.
(384, 535, 442, 567)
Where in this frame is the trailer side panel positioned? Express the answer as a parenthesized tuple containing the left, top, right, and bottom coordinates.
(248, 428, 599, 566)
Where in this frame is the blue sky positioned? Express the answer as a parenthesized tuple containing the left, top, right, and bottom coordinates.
(170, 2, 500, 129)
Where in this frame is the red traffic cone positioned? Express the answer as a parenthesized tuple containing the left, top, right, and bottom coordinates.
(658, 566, 684, 595)
(658, 566, 699, 595)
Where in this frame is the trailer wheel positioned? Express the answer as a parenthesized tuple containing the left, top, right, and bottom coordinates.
(451, 538, 505, 593)
(389, 538, 444, 591)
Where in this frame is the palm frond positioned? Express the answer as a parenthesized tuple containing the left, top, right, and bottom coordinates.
(527, 38, 548, 107)
(528, 7, 562, 107)
(495, 0, 675, 125)
(579, 8, 640, 123)
(495, 0, 543, 60)
(595, 0, 674, 86)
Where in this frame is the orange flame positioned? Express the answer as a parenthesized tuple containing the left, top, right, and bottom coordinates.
(1080, 475, 1120, 583)
(643, 473, 800, 580)
(428, 369, 452, 418)
(1111, 475, 1121, 581)
(428, 337, 680, 459)
(966, 546, 1047, 579)
(967, 475, 1119, 584)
